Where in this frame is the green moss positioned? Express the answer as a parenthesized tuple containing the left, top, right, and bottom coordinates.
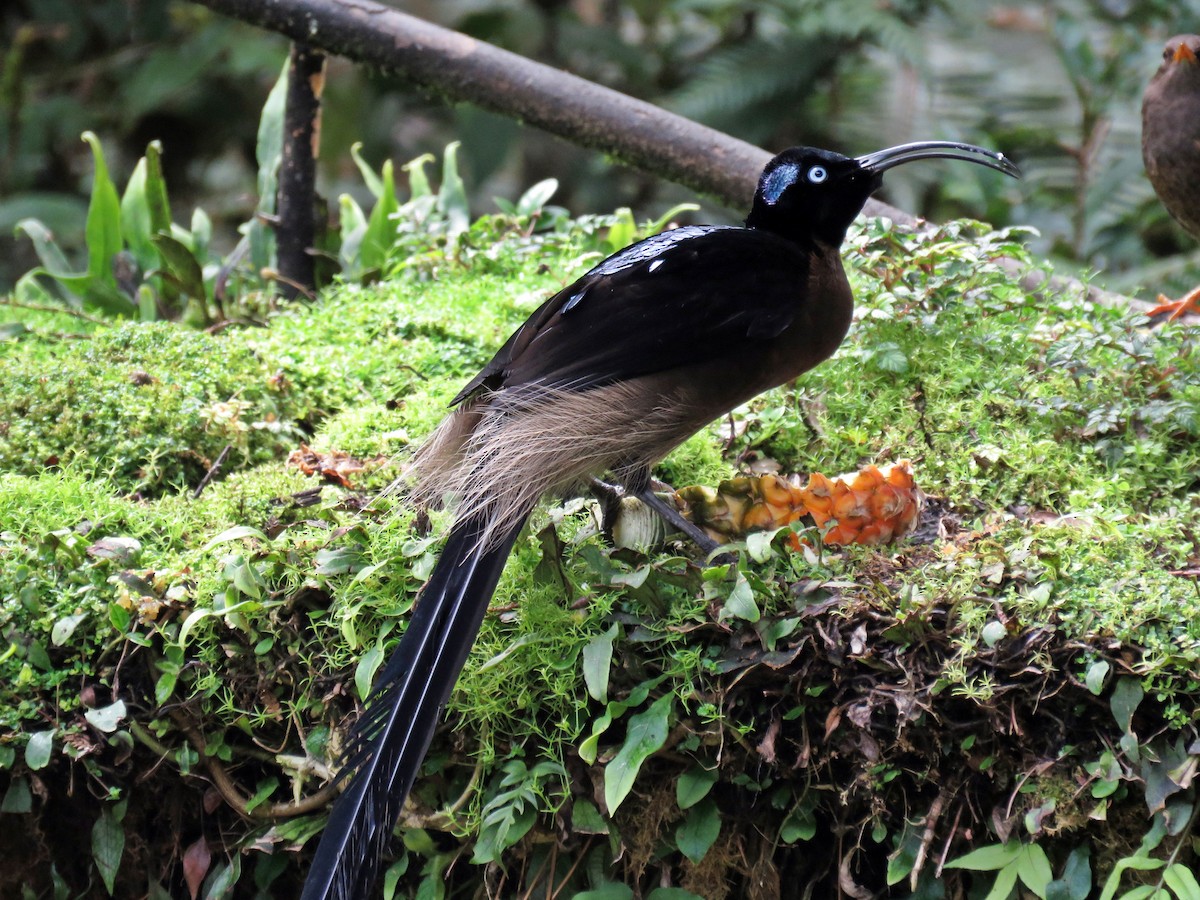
(0, 324, 308, 493)
(3, 212, 1199, 897)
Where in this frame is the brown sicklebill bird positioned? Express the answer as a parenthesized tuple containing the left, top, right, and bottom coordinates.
(1142, 34, 1200, 320)
(300, 141, 1019, 899)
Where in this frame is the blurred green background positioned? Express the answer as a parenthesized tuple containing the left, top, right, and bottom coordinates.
(4, 0, 1200, 299)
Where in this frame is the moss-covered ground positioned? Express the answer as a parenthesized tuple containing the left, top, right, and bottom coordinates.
(1, 209, 1198, 898)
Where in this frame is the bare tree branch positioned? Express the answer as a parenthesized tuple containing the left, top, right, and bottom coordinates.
(189, 0, 904, 218)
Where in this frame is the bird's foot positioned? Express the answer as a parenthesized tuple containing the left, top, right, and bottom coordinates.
(1146, 286, 1200, 322)
(590, 477, 721, 556)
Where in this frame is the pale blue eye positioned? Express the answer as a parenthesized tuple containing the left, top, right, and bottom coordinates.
(808, 165, 828, 183)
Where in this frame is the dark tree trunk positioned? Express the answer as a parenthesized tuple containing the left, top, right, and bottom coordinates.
(276, 42, 326, 300)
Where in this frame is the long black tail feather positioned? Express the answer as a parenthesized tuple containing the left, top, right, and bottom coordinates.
(300, 515, 525, 900)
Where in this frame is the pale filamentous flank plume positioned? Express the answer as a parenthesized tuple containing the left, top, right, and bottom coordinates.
(405, 379, 705, 549)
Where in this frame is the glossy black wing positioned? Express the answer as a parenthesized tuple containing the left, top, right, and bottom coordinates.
(451, 226, 810, 404)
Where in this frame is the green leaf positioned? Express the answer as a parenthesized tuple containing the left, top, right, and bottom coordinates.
(255, 61, 287, 209)
(781, 798, 817, 844)
(611, 564, 650, 589)
(80, 131, 122, 288)
(120, 157, 154, 272)
(1, 776, 31, 813)
(0, 322, 30, 341)
(92, 805, 125, 896)
(583, 624, 617, 703)
(402, 152, 436, 200)
(15, 218, 76, 278)
(871, 341, 909, 374)
(571, 798, 609, 835)
(225, 555, 265, 599)
(382, 856, 409, 900)
(1164, 863, 1200, 900)
(202, 525, 270, 552)
(981, 619, 1006, 647)
(314, 546, 365, 576)
(14, 219, 91, 306)
(579, 677, 664, 765)
(51, 611, 88, 647)
(1085, 660, 1110, 695)
(605, 208, 636, 254)
(350, 142, 384, 198)
(515, 178, 558, 217)
(120, 141, 172, 278)
(676, 766, 718, 810)
(248, 59, 288, 274)
(1109, 677, 1143, 733)
(478, 633, 537, 672)
(983, 864, 1019, 900)
(85, 700, 127, 733)
(155, 670, 177, 706)
(1142, 737, 1190, 815)
(676, 795, 721, 863)
(243, 777, 278, 814)
(721, 571, 759, 622)
(176, 597, 261, 647)
(190, 207, 211, 262)
(141, 141, 171, 235)
(355, 644, 384, 701)
(436, 141, 470, 237)
(338, 194, 368, 279)
(745, 530, 775, 563)
(361, 159, 400, 272)
(1057, 844, 1093, 900)
(647, 889, 705, 900)
(25, 730, 53, 770)
(201, 854, 240, 900)
(643, 202, 700, 236)
(151, 232, 207, 301)
(1099, 856, 1166, 900)
(1015, 843, 1053, 897)
(604, 693, 672, 813)
(945, 841, 1022, 871)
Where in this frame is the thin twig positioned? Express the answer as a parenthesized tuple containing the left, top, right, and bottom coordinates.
(192, 444, 233, 499)
(910, 784, 951, 891)
(1, 298, 109, 325)
(548, 837, 593, 900)
(262, 267, 318, 301)
(168, 709, 339, 819)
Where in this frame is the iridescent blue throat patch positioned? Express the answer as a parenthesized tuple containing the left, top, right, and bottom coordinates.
(762, 162, 800, 205)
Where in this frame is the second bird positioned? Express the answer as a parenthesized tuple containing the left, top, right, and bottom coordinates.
(1142, 34, 1200, 319)
(301, 139, 1020, 899)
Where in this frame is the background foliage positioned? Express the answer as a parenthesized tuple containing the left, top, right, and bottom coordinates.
(3, 1, 1200, 898)
(5, 0, 1200, 300)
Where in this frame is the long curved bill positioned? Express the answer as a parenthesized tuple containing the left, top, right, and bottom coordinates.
(856, 141, 1020, 179)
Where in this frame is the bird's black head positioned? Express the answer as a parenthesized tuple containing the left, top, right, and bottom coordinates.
(746, 142, 1019, 248)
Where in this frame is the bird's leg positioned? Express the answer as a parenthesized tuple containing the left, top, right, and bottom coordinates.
(1146, 285, 1200, 321)
(589, 476, 721, 555)
(589, 477, 625, 538)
